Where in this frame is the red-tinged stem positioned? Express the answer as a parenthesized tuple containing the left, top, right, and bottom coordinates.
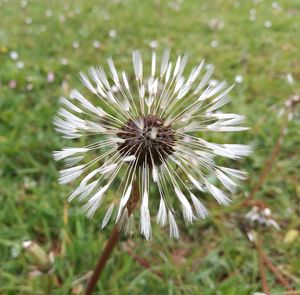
(85, 181, 139, 295)
(256, 233, 270, 295)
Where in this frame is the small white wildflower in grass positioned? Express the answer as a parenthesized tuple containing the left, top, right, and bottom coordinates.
(272, 2, 282, 12)
(235, 75, 244, 84)
(234, 1, 240, 8)
(47, 72, 55, 83)
(25, 16, 32, 24)
(72, 41, 80, 49)
(59, 15, 65, 23)
(10, 51, 18, 60)
(9, 80, 17, 89)
(210, 40, 219, 48)
(109, 29, 117, 38)
(16, 61, 24, 69)
(149, 40, 159, 49)
(93, 40, 101, 48)
(20, 0, 27, 8)
(249, 8, 256, 15)
(208, 19, 224, 31)
(46, 9, 53, 17)
(264, 20, 272, 28)
(60, 57, 68, 65)
(75, 7, 81, 14)
(286, 73, 294, 85)
(101, 11, 110, 21)
(26, 83, 33, 91)
(54, 50, 251, 240)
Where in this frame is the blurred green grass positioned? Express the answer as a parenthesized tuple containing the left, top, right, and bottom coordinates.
(0, 0, 299, 294)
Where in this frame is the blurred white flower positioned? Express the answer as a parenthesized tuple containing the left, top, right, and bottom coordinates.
(272, 2, 282, 12)
(47, 72, 55, 83)
(59, 15, 65, 23)
(25, 16, 32, 24)
(9, 80, 17, 89)
(45, 9, 53, 17)
(210, 40, 219, 48)
(149, 40, 159, 49)
(9, 51, 18, 60)
(93, 40, 101, 48)
(72, 41, 80, 49)
(20, 0, 27, 8)
(235, 75, 244, 84)
(286, 73, 294, 85)
(16, 61, 24, 69)
(208, 18, 224, 31)
(264, 20, 272, 28)
(109, 29, 117, 38)
(60, 57, 68, 65)
(74, 7, 81, 14)
(26, 83, 33, 91)
(54, 50, 250, 239)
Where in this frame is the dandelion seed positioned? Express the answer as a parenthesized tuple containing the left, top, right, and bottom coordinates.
(54, 50, 250, 239)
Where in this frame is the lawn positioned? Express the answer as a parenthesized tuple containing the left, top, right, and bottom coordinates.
(0, 0, 299, 294)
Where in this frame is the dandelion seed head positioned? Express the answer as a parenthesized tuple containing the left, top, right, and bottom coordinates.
(54, 49, 250, 239)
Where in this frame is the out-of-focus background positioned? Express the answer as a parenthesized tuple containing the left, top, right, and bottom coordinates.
(0, 0, 299, 294)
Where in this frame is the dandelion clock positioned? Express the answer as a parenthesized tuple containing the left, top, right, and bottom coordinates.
(53, 50, 250, 294)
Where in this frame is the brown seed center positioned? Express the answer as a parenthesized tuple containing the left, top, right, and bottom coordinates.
(117, 115, 176, 166)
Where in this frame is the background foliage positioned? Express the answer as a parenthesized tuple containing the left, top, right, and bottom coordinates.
(0, 0, 299, 294)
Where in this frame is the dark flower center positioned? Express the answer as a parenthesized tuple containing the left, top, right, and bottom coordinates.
(117, 115, 176, 166)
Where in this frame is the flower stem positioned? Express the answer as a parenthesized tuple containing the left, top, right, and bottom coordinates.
(85, 181, 140, 295)
(256, 233, 270, 295)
